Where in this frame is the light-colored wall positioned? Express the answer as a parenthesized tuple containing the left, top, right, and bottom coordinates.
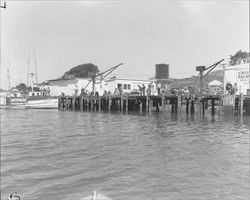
(48, 78, 151, 96)
(103, 78, 151, 94)
(48, 78, 99, 96)
(224, 63, 249, 95)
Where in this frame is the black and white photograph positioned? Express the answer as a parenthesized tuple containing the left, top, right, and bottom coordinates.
(0, 0, 249, 199)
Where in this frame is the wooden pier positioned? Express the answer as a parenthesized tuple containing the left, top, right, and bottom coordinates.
(58, 94, 250, 116)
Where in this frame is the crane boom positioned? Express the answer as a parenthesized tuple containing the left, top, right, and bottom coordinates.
(83, 63, 123, 92)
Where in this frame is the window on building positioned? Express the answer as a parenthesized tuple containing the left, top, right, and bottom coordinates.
(124, 84, 127, 89)
(128, 84, 131, 89)
(117, 83, 122, 89)
(32, 93, 35, 96)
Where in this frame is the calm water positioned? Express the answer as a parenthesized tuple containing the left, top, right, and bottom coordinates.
(1, 110, 250, 200)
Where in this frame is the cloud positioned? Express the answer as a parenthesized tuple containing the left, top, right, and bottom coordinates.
(179, 1, 213, 34)
(78, 1, 102, 7)
(180, 1, 206, 15)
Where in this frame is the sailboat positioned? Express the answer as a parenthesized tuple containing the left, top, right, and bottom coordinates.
(24, 46, 58, 109)
(0, 66, 27, 109)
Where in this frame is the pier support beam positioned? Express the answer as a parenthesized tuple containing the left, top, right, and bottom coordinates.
(146, 96, 149, 112)
(190, 99, 194, 114)
(161, 95, 165, 112)
(186, 99, 189, 114)
(121, 93, 123, 112)
(108, 96, 112, 111)
(211, 99, 215, 115)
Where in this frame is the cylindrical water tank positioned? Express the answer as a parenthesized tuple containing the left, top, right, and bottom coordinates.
(155, 64, 169, 79)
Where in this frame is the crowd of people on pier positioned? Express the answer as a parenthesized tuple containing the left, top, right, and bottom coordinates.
(60, 80, 236, 100)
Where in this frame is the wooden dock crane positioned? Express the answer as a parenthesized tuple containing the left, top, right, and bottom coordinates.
(195, 59, 224, 96)
(84, 63, 123, 94)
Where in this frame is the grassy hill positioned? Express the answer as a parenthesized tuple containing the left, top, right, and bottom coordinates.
(62, 63, 99, 79)
(170, 70, 223, 89)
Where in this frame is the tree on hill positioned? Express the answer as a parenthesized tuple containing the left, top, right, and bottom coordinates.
(62, 63, 99, 79)
(229, 50, 250, 66)
(15, 83, 27, 91)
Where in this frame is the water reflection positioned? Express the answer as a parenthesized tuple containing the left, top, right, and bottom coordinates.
(1, 110, 249, 200)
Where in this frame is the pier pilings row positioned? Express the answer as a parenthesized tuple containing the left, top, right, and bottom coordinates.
(58, 94, 250, 116)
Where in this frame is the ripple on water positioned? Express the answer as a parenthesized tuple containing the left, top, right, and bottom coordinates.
(1, 110, 250, 200)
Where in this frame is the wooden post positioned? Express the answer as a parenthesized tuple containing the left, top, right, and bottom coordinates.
(94, 99, 97, 112)
(202, 99, 205, 115)
(72, 97, 75, 110)
(139, 99, 143, 112)
(108, 96, 111, 111)
(99, 98, 101, 112)
(121, 94, 123, 112)
(93, 99, 95, 112)
(161, 94, 164, 112)
(175, 98, 178, 113)
(126, 98, 129, 113)
(58, 98, 61, 110)
(171, 99, 174, 113)
(149, 98, 152, 112)
(65, 98, 68, 109)
(146, 95, 149, 112)
(186, 99, 189, 114)
(239, 93, 244, 115)
(86, 99, 89, 111)
(80, 98, 83, 110)
(190, 99, 194, 114)
(178, 96, 181, 113)
(211, 99, 215, 115)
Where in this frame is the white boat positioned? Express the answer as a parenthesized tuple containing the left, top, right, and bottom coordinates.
(81, 191, 112, 200)
(25, 97, 58, 109)
(0, 91, 27, 109)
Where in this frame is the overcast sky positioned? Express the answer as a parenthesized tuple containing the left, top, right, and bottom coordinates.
(0, 0, 249, 89)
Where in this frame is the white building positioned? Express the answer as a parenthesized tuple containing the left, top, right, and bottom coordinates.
(224, 63, 249, 95)
(48, 78, 91, 96)
(47, 77, 151, 96)
(103, 77, 151, 95)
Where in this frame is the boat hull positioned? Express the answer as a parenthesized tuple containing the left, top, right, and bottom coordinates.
(25, 98, 58, 109)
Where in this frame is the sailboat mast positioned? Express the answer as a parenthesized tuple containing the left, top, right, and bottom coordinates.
(27, 45, 30, 87)
(34, 45, 38, 83)
(7, 67, 10, 91)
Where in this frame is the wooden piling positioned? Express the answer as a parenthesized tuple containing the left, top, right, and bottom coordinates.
(186, 99, 189, 114)
(202, 99, 205, 115)
(190, 99, 194, 114)
(146, 96, 149, 112)
(99, 98, 101, 112)
(72, 97, 75, 110)
(161, 95, 165, 112)
(108, 96, 112, 111)
(80, 98, 83, 110)
(149, 98, 152, 112)
(124, 98, 128, 113)
(121, 95, 124, 112)
(239, 93, 244, 115)
(211, 99, 215, 115)
(175, 98, 178, 113)
(178, 96, 182, 113)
